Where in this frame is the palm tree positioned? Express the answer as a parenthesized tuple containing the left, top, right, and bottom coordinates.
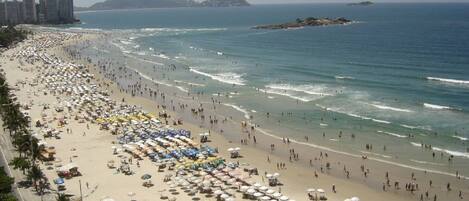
(27, 164, 43, 192)
(9, 157, 31, 174)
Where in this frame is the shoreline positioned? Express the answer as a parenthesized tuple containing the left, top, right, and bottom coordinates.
(0, 29, 467, 201)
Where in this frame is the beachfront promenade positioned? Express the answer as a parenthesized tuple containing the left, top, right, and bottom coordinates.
(1, 123, 54, 201)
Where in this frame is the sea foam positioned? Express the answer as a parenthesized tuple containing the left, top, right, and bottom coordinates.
(189, 68, 246, 86)
(427, 77, 469, 85)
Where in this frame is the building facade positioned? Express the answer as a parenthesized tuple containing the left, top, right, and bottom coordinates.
(0, 0, 74, 26)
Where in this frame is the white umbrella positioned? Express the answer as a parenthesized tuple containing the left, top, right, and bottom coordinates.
(261, 196, 271, 201)
(240, 186, 249, 192)
(254, 183, 262, 188)
(247, 188, 256, 194)
(266, 174, 273, 178)
(259, 186, 268, 192)
(254, 192, 263, 197)
(225, 198, 235, 201)
(344, 199, 352, 201)
(227, 148, 234, 152)
(214, 190, 224, 195)
(273, 173, 280, 177)
(101, 198, 115, 201)
(234, 147, 240, 151)
(220, 194, 229, 199)
(272, 192, 282, 198)
(280, 196, 289, 201)
(127, 192, 136, 197)
(351, 197, 360, 201)
(317, 189, 325, 193)
(266, 189, 275, 195)
(307, 188, 315, 192)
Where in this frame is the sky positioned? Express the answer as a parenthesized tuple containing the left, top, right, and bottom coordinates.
(74, 0, 469, 7)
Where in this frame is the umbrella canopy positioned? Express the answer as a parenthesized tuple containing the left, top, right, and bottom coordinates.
(261, 196, 271, 201)
(247, 188, 256, 194)
(54, 178, 64, 185)
(266, 189, 275, 195)
(128, 192, 136, 197)
(259, 186, 268, 191)
(141, 174, 152, 180)
(273, 173, 280, 177)
(214, 190, 224, 195)
(351, 197, 360, 201)
(280, 196, 289, 201)
(307, 188, 316, 192)
(101, 198, 115, 201)
(272, 192, 282, 198)
(254, 192, 264, 197)
(227, 148, 234, 152)
(240, 185, 249, 192)
(317, 189, 325, 193)
(220, 194, 229, 199)
(254, 183, 262, 188)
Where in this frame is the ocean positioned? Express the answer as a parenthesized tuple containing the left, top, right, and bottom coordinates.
(65, 3, 469, 175)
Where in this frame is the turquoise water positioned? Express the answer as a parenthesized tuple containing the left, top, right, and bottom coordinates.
(68, 3, 469, 174)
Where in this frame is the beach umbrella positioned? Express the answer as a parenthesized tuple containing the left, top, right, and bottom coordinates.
(141, 174, 152, 180)
(54, 178, 64, 185)
(317, 189, 325, 193)
(259, 186, 268, 192)
(127, 192, 136, 197)
(225, 198, 235, 201)
(266, 174, 272, 178)
(247, 188, 256, 194)
(272, 192, 282, 198)
(220, 194, 230, 199)
(261, 196, 270, 201)
(254, 192, 263, 197)
(240, 185, 249, 192)
(344, 199, 351, 201)
(101, 198, 115, 201)
(279, 196, 289, 201)
(351, 197, 360, 201)
(227, 148, 234, 152)
(214, 190, 224, 195)
(266, 189, 275, 195)
(307, 188, 315, 192)
(234, 147, 240, 151)
(273, 173, 280, 177)
(254, 183, 262, 188)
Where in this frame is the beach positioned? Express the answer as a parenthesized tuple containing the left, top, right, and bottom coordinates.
(0, 27, 467, 201)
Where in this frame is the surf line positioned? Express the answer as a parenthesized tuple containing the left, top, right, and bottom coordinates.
(252, 127, 468, 180)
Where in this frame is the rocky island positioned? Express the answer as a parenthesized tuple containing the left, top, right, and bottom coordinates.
(253, 17, 352, 30)
(348, 1, 374, 6)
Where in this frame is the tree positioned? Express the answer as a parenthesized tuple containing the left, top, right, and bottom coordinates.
(0, 193, 18, 201)
(27, 164, 43, 192)
(0, 166, 14, 194)
(9, 157, 31, 174)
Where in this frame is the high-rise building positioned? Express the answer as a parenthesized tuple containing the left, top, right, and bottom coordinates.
(0, 0, 7, 26)
(5, 0, 22, 25)
(45, 0, 58, 23)
(58, 0, 73, 23)
(0, 0, 74, 25)
(23, 0, 36, 23)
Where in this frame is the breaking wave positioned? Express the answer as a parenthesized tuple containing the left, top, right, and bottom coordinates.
(189, 68, 246, 86)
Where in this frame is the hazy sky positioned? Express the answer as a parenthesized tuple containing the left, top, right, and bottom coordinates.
(74, 0, 469, 7)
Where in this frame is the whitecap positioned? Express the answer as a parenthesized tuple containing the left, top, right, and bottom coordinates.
(189, 68, 245, 86)
(432, 147, 469, 159)
(369, 103, 413, 113)
(427, 77, 469, 85)
(423, 103, 453, 110)
(453, 135, 468, 141)
(377, 130, 407, 138)
(223, 103, 251, 119)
